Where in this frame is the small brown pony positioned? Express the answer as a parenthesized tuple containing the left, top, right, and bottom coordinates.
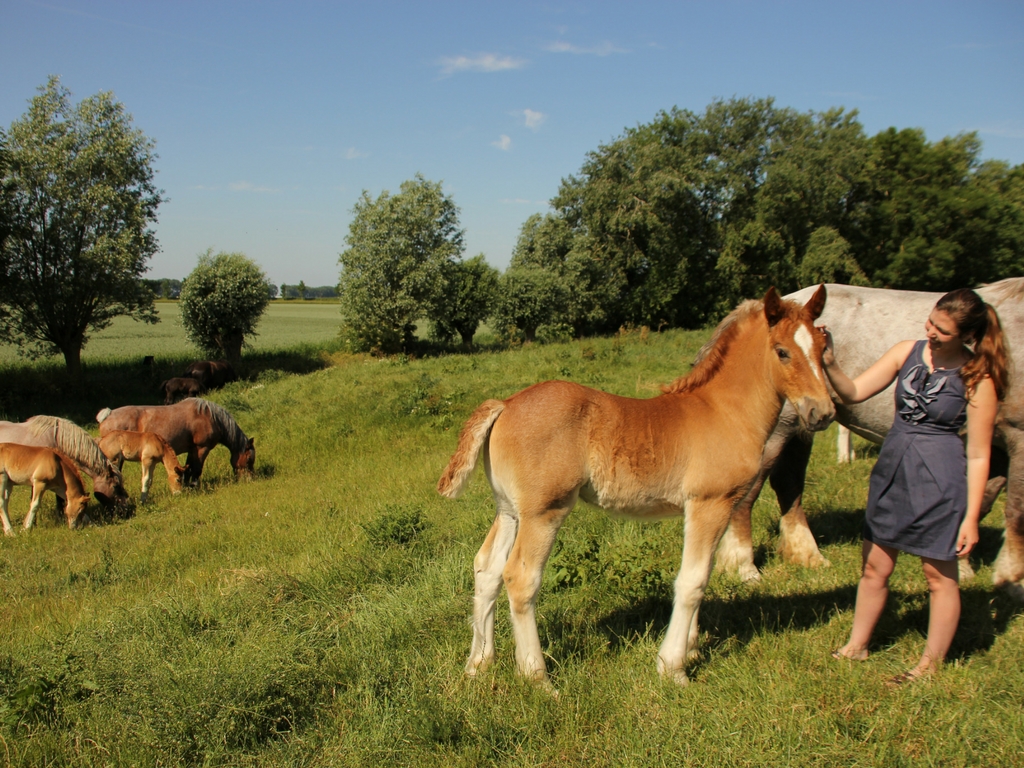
(438, 286, 832, 686)
(0, 443, 90, 534)
(96, 398, 254, 485)
(183, 360, 237, 390)
(160, 376, 205, 404)
(96, 430, 188, 503)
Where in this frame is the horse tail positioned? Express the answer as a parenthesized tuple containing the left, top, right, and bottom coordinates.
(96, 408, 112, 424)
(437, 399, 505, 499)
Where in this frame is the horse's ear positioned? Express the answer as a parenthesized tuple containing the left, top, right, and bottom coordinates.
(804, 284, 827, 321)
(763, 287, 785, 327)
(248, 437, 255, 448)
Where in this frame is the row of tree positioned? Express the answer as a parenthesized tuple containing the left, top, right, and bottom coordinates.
(338, 98, 1024, 351)
(4, 79, 1023, 368)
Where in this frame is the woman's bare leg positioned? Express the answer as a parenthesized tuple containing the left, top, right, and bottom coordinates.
(909, 556, 960, 676)
(836, 540, 899, 660)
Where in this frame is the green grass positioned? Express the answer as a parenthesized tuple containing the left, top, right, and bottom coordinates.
(0, 301, 345, 364)
(0, 329, 1020, 766)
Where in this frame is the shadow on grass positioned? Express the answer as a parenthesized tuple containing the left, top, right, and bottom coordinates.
(803, 507, 864, 547)
(0, 347, 338, 424)
(549, 579, 1023, 674)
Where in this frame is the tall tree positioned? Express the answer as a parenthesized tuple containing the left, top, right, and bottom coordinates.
(429, 253, 499, 347)
(0, 77, 162, 376)
(853, 128, 1024, 290)
(179, 250, 270, 365)
(338, 174, 464, 353)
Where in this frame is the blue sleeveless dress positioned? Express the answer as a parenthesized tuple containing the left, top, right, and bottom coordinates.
(864, 340, 969, 561)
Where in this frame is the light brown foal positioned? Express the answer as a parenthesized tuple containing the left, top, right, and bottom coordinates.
(0, 443, 90, 533)
(96, 430, 187, 503)
(438, 286, 832, 686)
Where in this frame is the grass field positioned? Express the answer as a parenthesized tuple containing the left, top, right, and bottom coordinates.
(0, 324, 1021, 766)
(0, 301, 345, 364)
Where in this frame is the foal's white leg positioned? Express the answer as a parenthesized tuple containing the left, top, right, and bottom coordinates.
(22, 482, 47, 530)
(0, 474, 14, 536)
(503, 493, 577, 683)
(466, 497, 519, 677)
(658, 499, 732, 685)
(140, 458, 154, 504)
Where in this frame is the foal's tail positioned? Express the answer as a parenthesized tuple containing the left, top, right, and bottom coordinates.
(96, 408, 112, 424)
(437, 399, 505, 499)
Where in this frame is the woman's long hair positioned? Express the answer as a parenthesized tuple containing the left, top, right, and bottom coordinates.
(936, 288, 1009, 400)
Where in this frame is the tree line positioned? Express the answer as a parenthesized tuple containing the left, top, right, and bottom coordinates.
(339, 98, 1024, 351)
(3, 80, 1023, 369)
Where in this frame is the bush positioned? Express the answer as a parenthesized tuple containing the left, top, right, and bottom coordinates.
(179, 250, 271, 364)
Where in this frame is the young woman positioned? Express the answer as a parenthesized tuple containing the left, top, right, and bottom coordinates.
(823, 288, 1008, 685)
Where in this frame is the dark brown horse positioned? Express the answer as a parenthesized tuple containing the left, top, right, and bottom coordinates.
(183, 360, 238, 390)
(160, 376, 205, 404)
(0, 416, 128, 506)
(96, 398, 254, 485)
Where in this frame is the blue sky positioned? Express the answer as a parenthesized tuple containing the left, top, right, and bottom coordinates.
(2, 1, 1022, 287)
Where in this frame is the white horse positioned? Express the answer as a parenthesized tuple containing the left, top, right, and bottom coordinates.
(716, 278, 1024, 599)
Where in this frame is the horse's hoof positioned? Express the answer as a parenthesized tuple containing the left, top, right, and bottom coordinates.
(737, 563, 762, 583)
(660, 668, 690, 687)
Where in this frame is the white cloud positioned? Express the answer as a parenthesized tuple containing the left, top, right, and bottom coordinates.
(229, 181, 278, 193)
(345, 147, 367, 160)
(438, 53, 527, 75)
(523, 109, 547, 130)
(492, 135, 512, 151)
(978, 122, 1024, 139)
(544, 40, 626, 56)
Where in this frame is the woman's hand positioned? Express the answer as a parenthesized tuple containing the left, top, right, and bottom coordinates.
(956, 518, 980, 557)
(819, 326, 835, 368)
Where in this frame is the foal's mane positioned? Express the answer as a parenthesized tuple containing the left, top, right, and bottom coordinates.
(661, 299, 762, 395)
(53, 449, 86, 490)
(981, 277, 1024, 306)
(28, 416, 116, 478)
(187, 398, 249, 453)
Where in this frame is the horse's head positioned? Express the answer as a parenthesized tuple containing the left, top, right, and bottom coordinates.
(234, 437, 256, 478)
(92, 461, 130, 507)
(65, 494, 90, 529)
(763, 284, 834, 432)
(170, 464, 187, 494)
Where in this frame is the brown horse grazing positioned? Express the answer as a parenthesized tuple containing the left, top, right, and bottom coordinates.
(183, 360, 237, 390)
(0, 416, 128, 507)
(0, 444, 90, 534)
(160, 376, 205, 404)
(96, 398, 254, 485)
(438, 287, 833, 686)
(96, 430, 188, 503)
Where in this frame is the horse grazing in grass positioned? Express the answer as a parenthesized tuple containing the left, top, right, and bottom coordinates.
(0, 416, 128, 507)
(160, 376, 205, 404)
(96, 398, 255, 485)
(96, 430, 188, 503)
(0, 444, 90, 534)
(183, 360, 237, 390)
(438, 287, 833, 686)
(717, 278, 1024, 600)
